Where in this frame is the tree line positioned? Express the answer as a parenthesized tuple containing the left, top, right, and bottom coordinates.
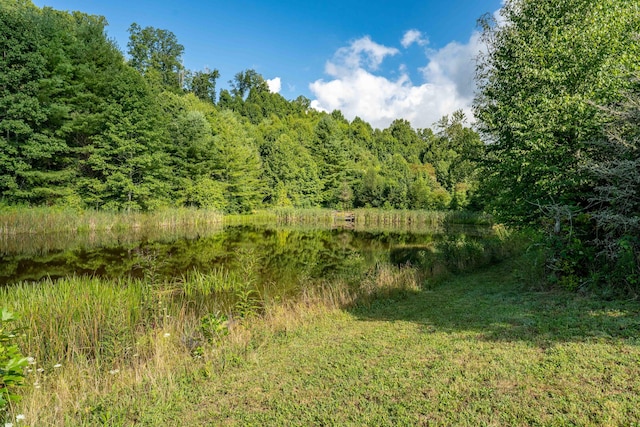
(0, 0, 483, 213)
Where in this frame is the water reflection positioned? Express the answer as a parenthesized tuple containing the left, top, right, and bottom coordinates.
(0, 223, 490, 286)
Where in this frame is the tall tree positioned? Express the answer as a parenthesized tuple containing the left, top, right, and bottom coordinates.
(0, 3, 126, 205)
(423, 111, 483, 205)
(261, 132, 322, 207)
(127, 23, 185, 91)
(312, 115, 354, 207)
(474, 0, 640, 224)
(210, 110, 264, 213)
(230, 69, 268, 101)
(78, 66, 172, 211)
(186, 68, 220, 104)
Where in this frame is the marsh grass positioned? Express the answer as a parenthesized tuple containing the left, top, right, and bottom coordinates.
(352, 208, 446, 227)
(0, 207, 222, 236)
(230, 208, 492, 231)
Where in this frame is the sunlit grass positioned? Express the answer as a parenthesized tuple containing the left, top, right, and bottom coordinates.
(6, 255, 638, 425)
(5, 213, 631, 425)
(0, 206, 223, 235)
(1, 256, 422, 425)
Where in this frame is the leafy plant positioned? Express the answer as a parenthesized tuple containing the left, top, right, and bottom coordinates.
(0, 309, 28, 419)
(234, 289, 261, 318)
(200, 311, 230, 343)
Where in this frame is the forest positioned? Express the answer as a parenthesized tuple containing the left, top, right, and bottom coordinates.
(0, 0, 638, 285)
(0, 0, 483, 214)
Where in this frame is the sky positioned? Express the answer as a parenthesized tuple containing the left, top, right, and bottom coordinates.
(31, 0, 504, 130)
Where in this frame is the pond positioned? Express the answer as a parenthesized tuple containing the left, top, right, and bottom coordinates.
(0, 222, 492, 287)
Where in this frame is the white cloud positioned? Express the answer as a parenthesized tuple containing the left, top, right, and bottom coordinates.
(401, 29, 428, 48)
(421, 31, 483, 101)
(310, 28, 488, 130)
(329, 36, 399, 74)
(266, 77, 281, 93)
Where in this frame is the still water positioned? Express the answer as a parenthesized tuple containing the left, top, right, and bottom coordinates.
(0, 223, 489, 286)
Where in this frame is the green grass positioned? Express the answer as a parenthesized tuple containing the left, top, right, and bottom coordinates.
(10, 257, 637, 426)
(147, 262, 640, 425)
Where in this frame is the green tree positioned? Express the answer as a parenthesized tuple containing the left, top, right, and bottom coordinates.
(186, 68, 220, 104)
(0, 4, 71, 205)
(79, 66, 172, 211)
(312, 115, 354, 207)
(230, 69, 268, 101)
(381, 154, 411, 209)
(388, 119, 423, 164)
(261, 132, 322, 207)
(127, 23, 185, 91)
(474, 0, 640, 223)
(356, 169, 385, 208)
(420, 111, 483, 208)
(210, 110, 264, 212)
(0, 3, 141, 207)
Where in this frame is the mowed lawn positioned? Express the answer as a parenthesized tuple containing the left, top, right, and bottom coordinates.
(89, 260, 640, 426)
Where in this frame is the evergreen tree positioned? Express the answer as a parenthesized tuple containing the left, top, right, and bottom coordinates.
(79, 67, 172, 211)
(210, 110, 264, 213)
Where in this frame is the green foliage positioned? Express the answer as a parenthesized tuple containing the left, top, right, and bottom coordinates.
(0, 5, 75, 205)
(210, 111, 264, 213)
(81, 67, 173, 211)
(475, 0, 640, 291)
(0, 309, 27, 417)
(427, 111, 484, 202)
(475, 0, 640, 223)
(127, 23, 185, 91)
(586, 83, 640, 289)
(199, 311, 229, 343)
(312, 115, 355, 207)
(0, 1, 485, 213)
(186, 68, 220, 103)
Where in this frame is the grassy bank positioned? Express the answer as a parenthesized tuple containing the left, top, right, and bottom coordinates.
(153, 260, 640, 426)
(3, 247, 640, 425)
(1, 260, 421, 425)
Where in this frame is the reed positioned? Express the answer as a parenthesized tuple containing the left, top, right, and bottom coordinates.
(2, 277, 144, 365)
(0, 207, 489, 241)
(268, 208, 493, 230)
(0, 207, 223, 236)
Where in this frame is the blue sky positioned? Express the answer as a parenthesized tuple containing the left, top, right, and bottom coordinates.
(31, 0, 503, 129)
